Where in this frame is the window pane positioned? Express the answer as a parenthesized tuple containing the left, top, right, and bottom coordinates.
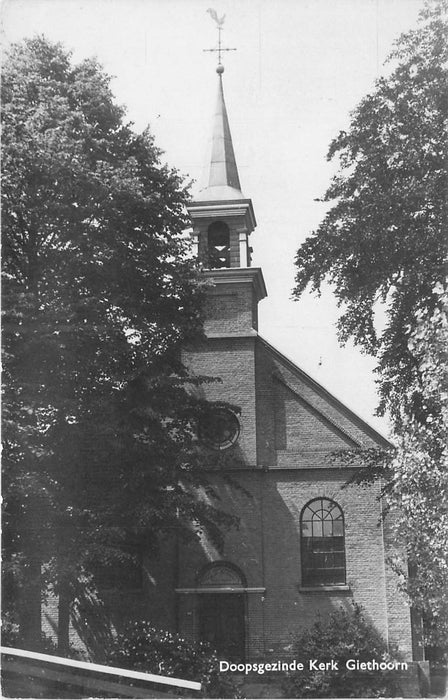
(333, 520, 344, 536)
(332, 568, 345, 583)
(313, 537, 326, 552)
(323, 520, 333, 537)
(322, 569, 334, 584)
(324, 552, 334, 568)
(332, 536, 344, 552)
(312, 521, 323, 537)
(302, 507, 313, 520)
(313, 553, 326, 569)
(334, 553, 344, 568)
(301, 522, 312, 536)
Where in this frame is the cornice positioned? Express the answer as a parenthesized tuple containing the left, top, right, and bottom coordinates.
(188, 198, 256, 233)
(203, 267, 267, 302)
(205, 331, 258, 339)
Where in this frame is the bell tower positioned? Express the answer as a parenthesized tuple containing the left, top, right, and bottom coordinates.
(187, 62, 266, 336)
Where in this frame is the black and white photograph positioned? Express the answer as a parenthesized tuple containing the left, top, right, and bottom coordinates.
(1, 0, 447, 697)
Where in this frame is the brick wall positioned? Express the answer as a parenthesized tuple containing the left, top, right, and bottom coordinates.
(204, 283, 256, 335)
(183, 336, 258, 466)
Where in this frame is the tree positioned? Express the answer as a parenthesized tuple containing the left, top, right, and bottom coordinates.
(292, 0, 448, 649)
(2, 36, 233, 651)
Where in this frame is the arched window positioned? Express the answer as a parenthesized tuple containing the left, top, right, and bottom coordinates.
(300, 498, 346, 586)
(208, 221, 230, 268)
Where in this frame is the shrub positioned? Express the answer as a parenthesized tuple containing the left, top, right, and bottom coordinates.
(106, 621, 241, 698)
(282, 604, 401, 698)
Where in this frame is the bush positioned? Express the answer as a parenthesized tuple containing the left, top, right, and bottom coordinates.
(106, 621, 241, 698)
(282, 604, 401, 698)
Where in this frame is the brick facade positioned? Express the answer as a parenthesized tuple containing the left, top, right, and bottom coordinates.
(177, 322, 415, 664)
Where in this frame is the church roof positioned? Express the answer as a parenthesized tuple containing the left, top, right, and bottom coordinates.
(195, 68, 245, 202)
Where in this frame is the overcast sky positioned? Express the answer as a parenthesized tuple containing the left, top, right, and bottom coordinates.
(2, 0, 424, 434)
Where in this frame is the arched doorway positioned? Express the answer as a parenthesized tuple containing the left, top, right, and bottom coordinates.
(197, 562, 246, 661)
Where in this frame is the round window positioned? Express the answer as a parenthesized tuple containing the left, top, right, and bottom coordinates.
(198, 408, 240, 450)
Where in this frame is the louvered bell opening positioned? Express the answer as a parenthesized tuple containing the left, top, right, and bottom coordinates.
(208, 221, 230, 268)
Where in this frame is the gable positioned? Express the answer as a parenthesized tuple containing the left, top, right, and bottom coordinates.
(255, 336, 390, 469)
(274, 376, 361, 452)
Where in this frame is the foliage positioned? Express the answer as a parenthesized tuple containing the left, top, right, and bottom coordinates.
(1, 611, 21, 648)
(292, 0, 448, 646)
(389, 290, 448, 651)
(337, 296, 448, 649)
(1, 36, 234, 646)
(107, 621, 241, 698)
(282, 605, 400, 698)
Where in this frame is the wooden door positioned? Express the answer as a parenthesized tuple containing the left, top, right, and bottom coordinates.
(199, 594, 245, 661)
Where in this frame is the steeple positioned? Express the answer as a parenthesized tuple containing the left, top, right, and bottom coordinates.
(187, 24, 266, 336)
(188, 64, 257, 270)
(197, 67, 244, 202)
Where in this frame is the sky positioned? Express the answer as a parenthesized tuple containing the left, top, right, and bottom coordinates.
(2, 0, 424, 435)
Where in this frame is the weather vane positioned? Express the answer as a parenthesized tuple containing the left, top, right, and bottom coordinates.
(204, 9, 236, 72)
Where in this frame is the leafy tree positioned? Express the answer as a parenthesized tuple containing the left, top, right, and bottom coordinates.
(293, 1, 448, 648)
(2, 36, 232, 651)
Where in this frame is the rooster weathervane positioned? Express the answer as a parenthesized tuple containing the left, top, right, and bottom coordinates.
(204, 8, 236, 71)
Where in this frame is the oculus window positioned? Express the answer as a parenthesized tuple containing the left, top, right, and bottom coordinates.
(198, 407, 240, 450)
(301, 498, 346, 586)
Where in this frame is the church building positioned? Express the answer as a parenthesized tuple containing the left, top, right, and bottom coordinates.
(141, 62, 418, 670)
